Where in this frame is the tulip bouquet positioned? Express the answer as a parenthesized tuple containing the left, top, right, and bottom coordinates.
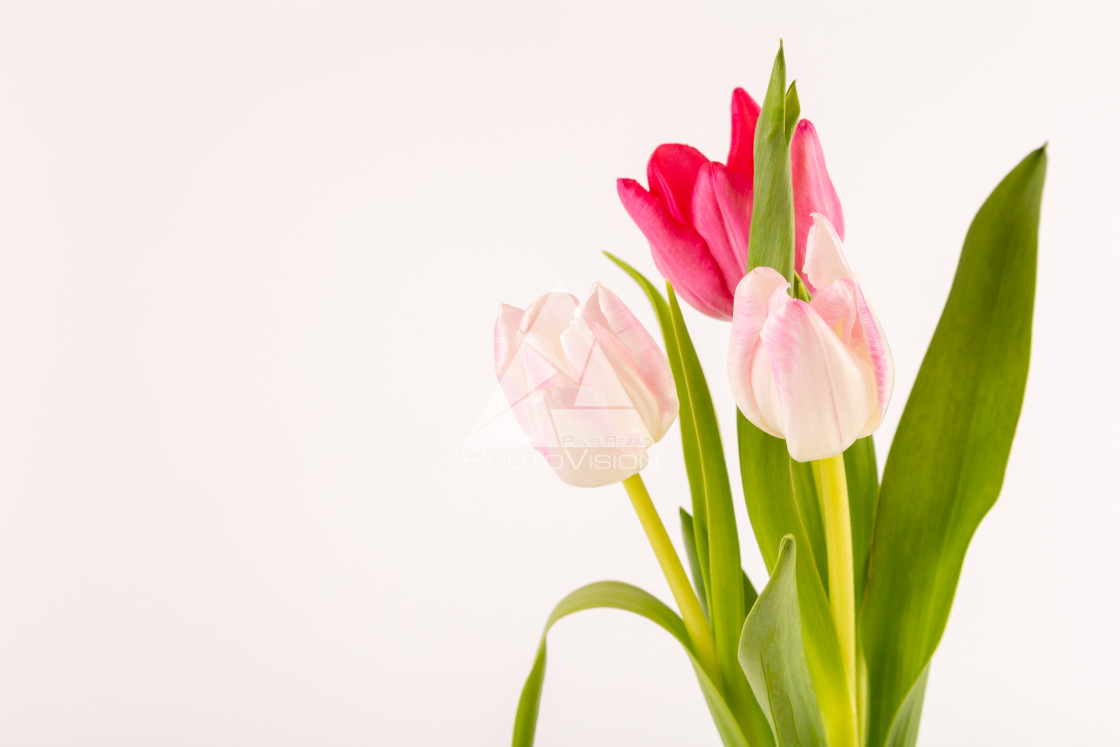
(494, 45, 1045, 747)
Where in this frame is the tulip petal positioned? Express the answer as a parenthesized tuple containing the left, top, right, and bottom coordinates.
(647, 143, 709, 225)
(803, 214, 894, 417)
(533, 386, 651, 487)
(691, 162, 753, 295)
(576, 283, 679, 441)
(494, 303, 525, 378)
(495, 294, 581, 436)
(728, 267, 790, 437)
(761, 298, 877, 462)
(807, 278, 859, 346)
(791, 120, 844, 289)
(727, 87, 762, 182)
(802, 212, 852, 288)
(617, 178, 733, 319)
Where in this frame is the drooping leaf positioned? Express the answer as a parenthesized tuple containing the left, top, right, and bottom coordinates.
(605, 251, 710, 604)
(860, 147, 1047, 746)
(747, 42, 796, 282)
(512, 581, 748, 747)
(738, 535, 826, 745)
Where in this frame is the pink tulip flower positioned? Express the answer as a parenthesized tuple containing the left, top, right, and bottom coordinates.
(728, 214, 893, 462)
(617, 88, 844, 319)
(494, 283, 679, 487)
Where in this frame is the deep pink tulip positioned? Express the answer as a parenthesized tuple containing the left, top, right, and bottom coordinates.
(728, 214, 893, 462)
(618, 88, 845, 319)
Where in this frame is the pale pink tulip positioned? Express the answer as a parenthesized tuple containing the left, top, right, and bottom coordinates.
(728, 214, 892, 462)
(494, 284, 678, 487)
(618, 88, 844, 319)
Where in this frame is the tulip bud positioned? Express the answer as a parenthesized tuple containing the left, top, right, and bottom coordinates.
(494, 283, 679, 487)
(728, 214, 893, 462)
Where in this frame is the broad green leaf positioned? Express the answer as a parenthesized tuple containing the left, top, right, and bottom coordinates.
(844, 436, 879, 606)
(737, 415, 856, 746)
(860, 147, 1047, 746)
(679, 508, 709, 618)
(512, 581, 748, 747)
(667, 287, 773, 747)
(738, 536, 826, 745)
(605, 251, 710, 604)
(747, 42, 795, 282)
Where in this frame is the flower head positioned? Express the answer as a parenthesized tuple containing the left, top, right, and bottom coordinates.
(618, 88, 844, 319)
(495, 283, 678, 486)
(728, 214, 892, 461)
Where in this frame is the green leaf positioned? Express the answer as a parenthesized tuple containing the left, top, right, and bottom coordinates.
(605, 251, 710, 604)
(742, 569, 759, 614)
(681, 507, 760, 618)
(860, 146, 1047, 746)
(512, 581, 748, 747)
(737, 417, 804, 575)
(788, 458, 827, 591)
(666, 286, 773, 747)
(738, 535, 827, 745)
(605, 253, 772, 746)
(783, 81, 800, 142)
(884, 665, 929, 747)
(747, 42, 796, 282)
(679, 508, 709, 618)
(737, 415, 856, 746)
(844, 436, 879, 606)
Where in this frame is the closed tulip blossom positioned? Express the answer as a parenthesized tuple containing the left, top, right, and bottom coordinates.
(728, 214, 893, 462)
(617, 88, 844, 319)
(494, 283, 678, 487)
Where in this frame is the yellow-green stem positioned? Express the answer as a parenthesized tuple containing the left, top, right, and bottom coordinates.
(818, 454, 858, 722)
(622, 474, 719, 680)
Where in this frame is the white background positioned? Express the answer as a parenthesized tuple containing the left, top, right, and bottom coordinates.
(1, 1, 1117, 744)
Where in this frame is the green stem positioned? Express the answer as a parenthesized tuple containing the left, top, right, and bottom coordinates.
(622, 474, 719, 681)
(818, 454, 858, 727)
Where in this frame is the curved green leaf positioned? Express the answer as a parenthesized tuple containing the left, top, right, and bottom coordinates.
(605, 251, 710, 604)
(605, 252, 772, 747)
(667, 287, 772, 747)
(512, 581, 748, 747)
(739, 535, 827, 746)
(860, 147, 1047, 745)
